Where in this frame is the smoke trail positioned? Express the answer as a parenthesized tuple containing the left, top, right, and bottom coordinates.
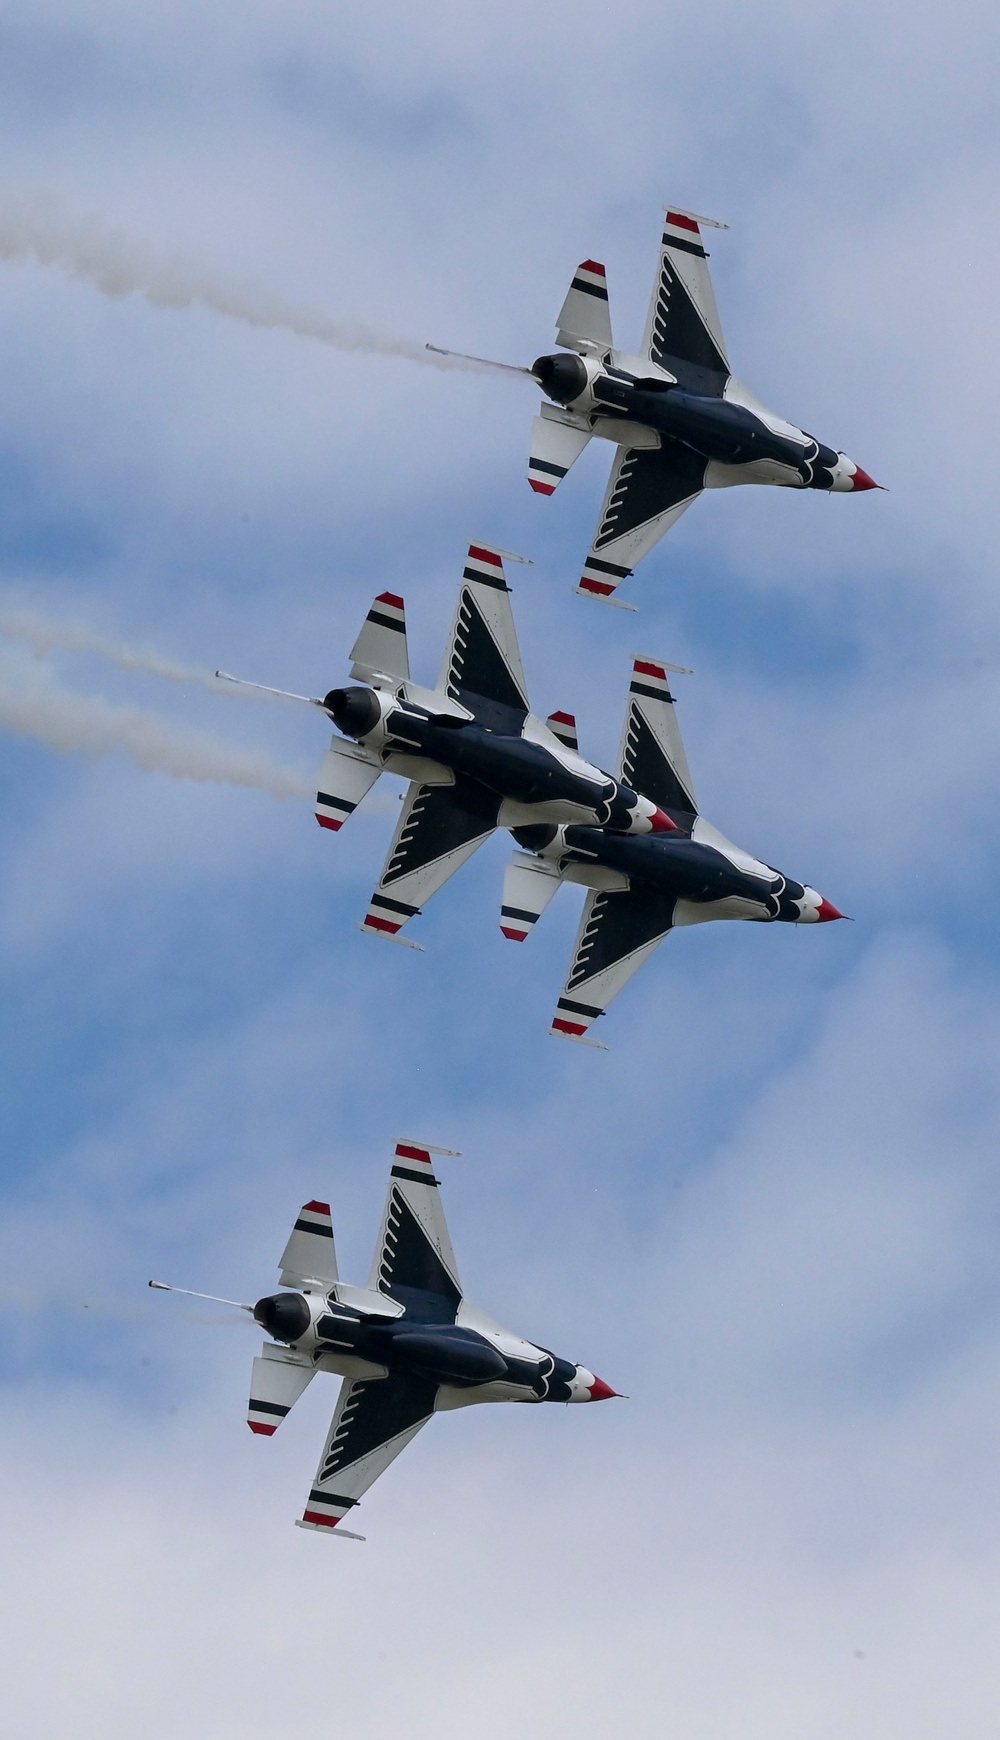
(0, 190, 487, 371)
(0, 656, 312, 798)
(0, 603, 284, 699)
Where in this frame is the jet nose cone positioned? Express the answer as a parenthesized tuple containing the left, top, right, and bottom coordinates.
(848, 464, 880, 492)
(587, 1376, 620, 1401)
(815, 896, 846, 922)
(831, 455, 881, 492)
(649, 807, 678, 833)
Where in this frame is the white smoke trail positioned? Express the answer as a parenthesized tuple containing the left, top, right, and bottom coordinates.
(0, 657, 312, 798)
(0, 603, 285, 699)
(0, 190, 487, 372)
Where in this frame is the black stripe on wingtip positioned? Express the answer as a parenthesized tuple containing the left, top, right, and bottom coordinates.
(390, 1164, 440, 1186)
(557, 996, 603, 1017)
(293, 1217, 334, 1236)
(462, 567, 508, 592)
(249, 1399, 290, 1417)
(308, 1488, 359, 1508)
(366, 610, 407, 633)
(570, 276, 610, 300)
(628, 681, 675, 703)
(317, 792, 356, 813)
(662, 233, 707, 259)
(501, 905, 538, 923)
(371, 893, 420, 917)
(584, 556, 632, 579)
(529, 457, 569, 478)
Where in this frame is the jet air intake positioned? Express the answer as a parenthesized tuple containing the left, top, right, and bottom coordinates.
(253, 1292, 311, 1343)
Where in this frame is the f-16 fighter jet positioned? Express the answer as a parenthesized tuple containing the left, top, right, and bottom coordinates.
(154, 1141, 617, 1536)
(432, 207, 878, 605)
(500, 655, 844, 1042)
(220, 543, 678, 941)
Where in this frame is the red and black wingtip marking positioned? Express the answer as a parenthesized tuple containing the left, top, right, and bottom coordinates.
(569, 259, 609, 301)
(545, 710, 579, 751)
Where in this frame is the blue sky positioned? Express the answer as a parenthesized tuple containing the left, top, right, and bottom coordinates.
(2, 2, 1000, 1735)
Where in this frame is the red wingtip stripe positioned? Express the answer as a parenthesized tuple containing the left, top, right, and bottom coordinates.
(634, 659, 667, 680)
(316, 814, 344, 831)
(666, 210, 699, 232)
(375, 591, 405, 610)
(501, 926, 528, 941)
(548, 711, 576, 727)
(364, 914, 402, 934)
(249, 1421, 278, 1435)
(395, 1142, 432, 1164)
(467, 544, 504, 567)
(579, 258, 606, 275)
(529, 479, 557, 495)
(302, 1200, 331, 1215)
(552, 1017, 588, 1036)
(579, 575, 615, 596)
(302, 1510, 340, 1528)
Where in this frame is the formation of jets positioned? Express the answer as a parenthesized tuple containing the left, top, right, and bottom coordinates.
(163, 202, 873, 1533)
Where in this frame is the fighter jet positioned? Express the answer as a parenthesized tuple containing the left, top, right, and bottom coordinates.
(220, 542, 678, 942)
(154, 1140, 618, 1536)
(500, 655, 844, 1042)
(432, 206, 878, 606)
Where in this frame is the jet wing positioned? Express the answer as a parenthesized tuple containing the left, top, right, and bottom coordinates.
(367, 1141, 463, 1315)
(360, 775, 500, 939)
(577, 442, 707, 601)
(617, 657, 697, 818)
(551, 886, 675, 1040)
(297, 1371, 438, 1535)
(641, 208, 730, 395)
(438, 543, 530, 728)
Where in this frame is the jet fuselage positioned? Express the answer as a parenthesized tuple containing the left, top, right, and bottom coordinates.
(253, 1289, 601, 1402)
(325, 684, 675, 833)
(514, 821, 839, 925)
(533, 351, 871, 492)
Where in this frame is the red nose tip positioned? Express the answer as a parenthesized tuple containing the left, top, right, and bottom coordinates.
(850, 466, 880, 491)
(588, 1376, 620, 1401)
(816, 897, 845, 922)
(649, 808, 678, 833)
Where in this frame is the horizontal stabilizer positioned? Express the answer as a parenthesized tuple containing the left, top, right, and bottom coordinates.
(556, 259, 613, 352)
(349, 592, 409, 684)
(315, 738, 383, 832)
(249, 1343, 315, 1436)
(545, 710, 578, 751)
(528, 404, 593, 496)
(280, 1199, 338, 1289)
(501, 852, 564, 941)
